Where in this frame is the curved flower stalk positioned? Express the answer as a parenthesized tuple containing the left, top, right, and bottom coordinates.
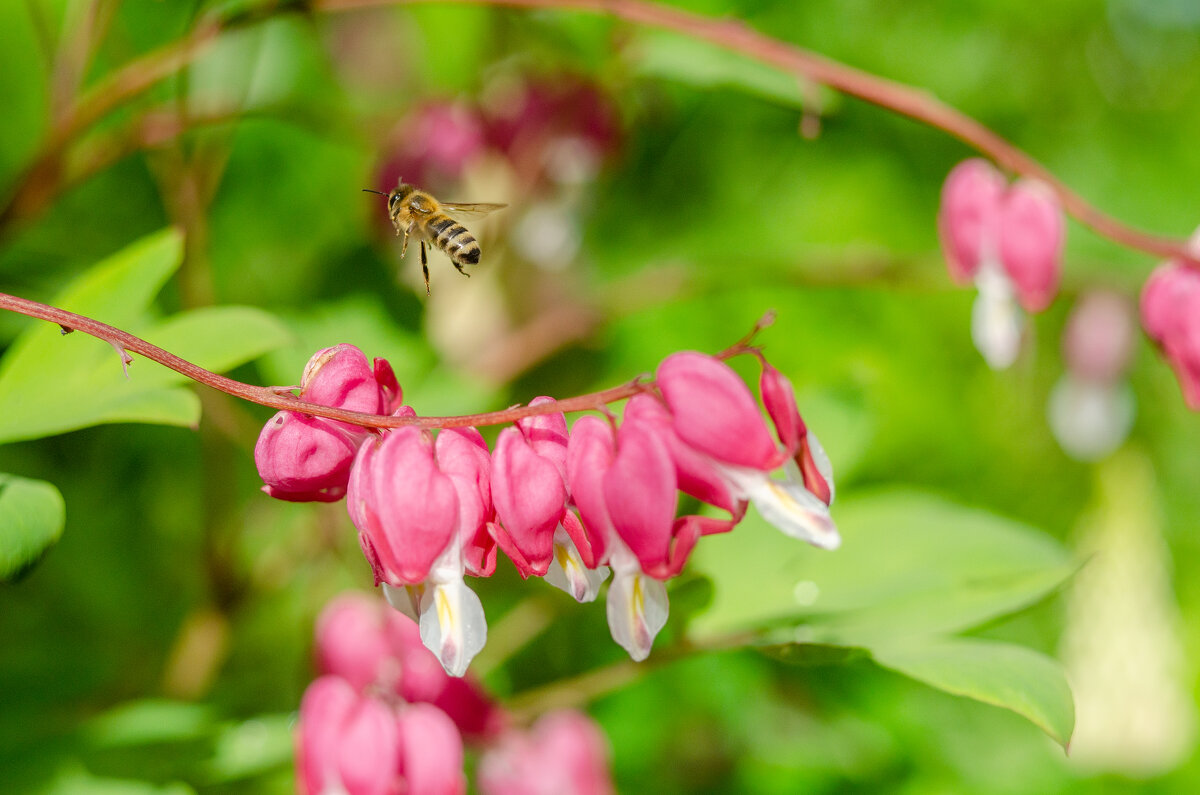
(939, 159, 1065, 369)
(256, 334, 839, 670)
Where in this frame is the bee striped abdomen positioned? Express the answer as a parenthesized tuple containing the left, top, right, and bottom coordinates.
(429, 215, 481, 266)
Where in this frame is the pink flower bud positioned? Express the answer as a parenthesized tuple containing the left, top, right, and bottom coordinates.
(655, 352, 780, 470)
(296, 676, 400, 795)
(938, 159, 1005, 284)
(478, 710, 615, 795)
(254, 412, 359, 502)
(1063, 291, 1136, 384)
(490, 425, 568, 577)
(565, 416, 616, 565)
(348, 427, 460, 585)
(396, 703, 468, 795)
(998, 179, 1064, 312)
(256, 345, 402, 502)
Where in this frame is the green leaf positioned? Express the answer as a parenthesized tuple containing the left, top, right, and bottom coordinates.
(0, 473, 65, 581)
(40, 763, 196, 795)
(690, 489, 1074, 641)
(0, 230, 290, 443)
(871, 638, 1075, 749)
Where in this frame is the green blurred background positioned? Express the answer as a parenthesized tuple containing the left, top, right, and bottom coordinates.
(2, 0, 1199, 792)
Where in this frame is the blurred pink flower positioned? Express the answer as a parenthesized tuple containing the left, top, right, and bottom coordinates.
(296, 676, 400, 795)
(315, 592, 506, 740)
(1142, 261, 1200, 409)
(938, 160, 1065, 368)
(375, 101, 488, 195)
(478, 710, 615, 795)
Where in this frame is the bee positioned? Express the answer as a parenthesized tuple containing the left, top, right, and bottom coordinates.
(364, 183, 506, 294)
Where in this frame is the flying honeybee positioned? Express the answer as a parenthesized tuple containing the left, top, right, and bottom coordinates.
(364, 183, 506, 294)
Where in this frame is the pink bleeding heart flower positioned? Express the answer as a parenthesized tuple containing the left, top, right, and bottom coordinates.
(478, 710, 615, 795)
(314, 593, 506, 740)
(491, 398, 609, 602)
(938, 158, 1006, 285)
(348, 426, 487, 676)
(656, 352, 839, 550)
(998, 178, 1064, 313)
(396, 703, 468, 795)
(255, 345, 401, 502)
(296, 676, 400, 795)
(938, 161, 1065, 369)
(1142, 261, 1200, 409)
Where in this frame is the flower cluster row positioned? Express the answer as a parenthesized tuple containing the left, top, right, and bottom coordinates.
(299, 593, 613, 795)
(256, 343, 838, 674)
(939, 157, 1200, 414)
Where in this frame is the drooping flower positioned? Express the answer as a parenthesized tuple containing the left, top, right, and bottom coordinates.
(655, 353, 839, 550)
(938, 159, 1065, 369)
(255, 344, 401, 501)
(347, 425, 487, 676)
(491, 397, 609, 602)
(478, 710, 615, 795)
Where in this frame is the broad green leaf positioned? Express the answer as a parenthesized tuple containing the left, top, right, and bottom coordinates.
(633, 31, 838, 111)
(871, 638, 1075, 749)
(690, 489, 1073, 640)
(0, 473, 65, 581)
(0, 231, 289, 442)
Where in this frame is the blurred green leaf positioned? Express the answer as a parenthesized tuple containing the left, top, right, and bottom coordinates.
(871, 638, 1075, 749)
(0, 473, 65, 581)
(0, 230, 289, 442)
(81, 701, 216, 748)
(39, 764, 196, 795)
(691, 489, 1073, 640)
(202, 714, 293, 784)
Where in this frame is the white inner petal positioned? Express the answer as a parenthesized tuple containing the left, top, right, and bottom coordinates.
(382, 582, 420, 622)
(972, 263, 1023, 370)
(417, 579, 488, 677)
(542, 525, 610, 603)
(746, 475, 841, 550)
(605, 567, 668, 662)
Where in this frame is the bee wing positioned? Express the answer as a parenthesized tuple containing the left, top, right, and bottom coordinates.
(440, 202, 507, 221)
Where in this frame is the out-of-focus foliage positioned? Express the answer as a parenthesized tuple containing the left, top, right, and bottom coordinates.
(2, 0, 1199, 792)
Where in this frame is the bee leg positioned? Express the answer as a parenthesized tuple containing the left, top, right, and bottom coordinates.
(398, 229, 409, 258)
(452, 261, 470, 278)
(420, 241, 431, 296)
